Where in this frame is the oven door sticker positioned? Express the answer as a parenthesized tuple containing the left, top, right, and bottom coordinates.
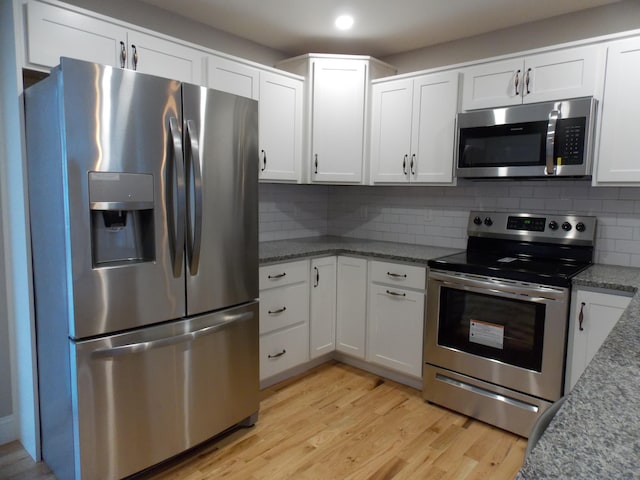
(469, 319, 504, 350)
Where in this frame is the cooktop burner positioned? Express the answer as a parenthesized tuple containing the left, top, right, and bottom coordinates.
(428, 211, 596, 287)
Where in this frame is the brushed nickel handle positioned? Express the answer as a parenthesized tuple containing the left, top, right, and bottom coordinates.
(268, 349, 286, 359)
(268, 306, 287, 315)
(120, 41, 126, 68)
(525, 67, 532, 95)
(131, 44, 138, 70)
(514, 69, 521, 96)
(386, 289, 406, 297)
(387, 272, 407, 278)
(268, 272, 286, 279)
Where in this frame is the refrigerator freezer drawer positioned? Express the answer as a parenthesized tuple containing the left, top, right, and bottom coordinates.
(71, 302, 259, 480)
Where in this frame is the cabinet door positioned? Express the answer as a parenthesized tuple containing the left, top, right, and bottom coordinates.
(126, 31, 204, 84)
(311, 59, 366, 183)
(523, 46, 602, 104)
(370, 79, 412, 183)
(26, 1, 127, 69)
(259, 71, 303, 182)
(411, 72, 459, 184)
(565, 289, 631, 392)
(461, 58, 523, 110)
(207, 56, 259, 99)
(367, 285, 424, 378)
(595, 37, 640, 183)
(336, 256, 368, 358)
(310, 257, 337, 359)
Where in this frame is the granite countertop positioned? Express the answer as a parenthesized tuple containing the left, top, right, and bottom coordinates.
(517, 264, 640, 479)
(259, 235, 461, 265)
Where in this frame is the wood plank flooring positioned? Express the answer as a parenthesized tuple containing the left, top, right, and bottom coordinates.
(1, 361, 526, 480)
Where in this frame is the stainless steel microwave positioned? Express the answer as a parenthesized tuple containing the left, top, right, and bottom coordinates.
(456, 97, 597, 179)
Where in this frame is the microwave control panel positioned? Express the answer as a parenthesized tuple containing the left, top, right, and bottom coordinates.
(554, 118, 586, 166)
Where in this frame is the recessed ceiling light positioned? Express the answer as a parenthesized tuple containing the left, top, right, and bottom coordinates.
(335, 15, 354, 31)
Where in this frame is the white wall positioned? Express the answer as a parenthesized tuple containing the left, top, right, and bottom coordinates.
(383, 0, 640, 73)
(1, 0, 39, 455)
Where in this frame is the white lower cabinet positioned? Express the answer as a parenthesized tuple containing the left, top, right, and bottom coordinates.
(565, 288, 631, 392)
(336, 256, 368, 359)
(258, 259, 309, 381)
(310, 257, 337, 358)
(366, 261, 426, 378)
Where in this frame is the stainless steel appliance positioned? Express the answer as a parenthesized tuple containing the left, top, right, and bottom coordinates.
(24, 58, 259, 480)
(456, 97, 597, 178)
(424, 211, 595, 437)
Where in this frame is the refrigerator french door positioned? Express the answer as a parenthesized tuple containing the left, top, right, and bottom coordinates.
(25, 58, 259, 480)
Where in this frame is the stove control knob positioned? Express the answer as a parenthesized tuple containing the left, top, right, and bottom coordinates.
(576, 222, 586, 232)
(484, 217, 493, 226)
(548, 221, 559, 231)
(562, 221, 572, 231)
(473, 216, 482, 226)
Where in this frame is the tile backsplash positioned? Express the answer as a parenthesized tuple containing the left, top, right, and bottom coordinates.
(259, 181, 640, 267)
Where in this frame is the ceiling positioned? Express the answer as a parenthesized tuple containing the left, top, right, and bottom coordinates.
(138, 0, 622, 57)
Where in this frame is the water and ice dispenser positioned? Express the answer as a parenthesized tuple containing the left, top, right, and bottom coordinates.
(89, 172, 155, 267)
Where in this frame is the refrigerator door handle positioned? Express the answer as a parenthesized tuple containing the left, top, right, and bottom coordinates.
(91, 311, 254, 358)
(185, 119, 203, 275)
(168, 117, 186, 278)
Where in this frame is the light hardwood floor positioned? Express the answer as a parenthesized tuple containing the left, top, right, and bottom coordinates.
(1, 361, 526, 480)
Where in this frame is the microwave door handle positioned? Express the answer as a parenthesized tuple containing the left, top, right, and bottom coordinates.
(545, 108, 560, 175)
(168, 117, 186, 278)
(185, 119, 203, 275)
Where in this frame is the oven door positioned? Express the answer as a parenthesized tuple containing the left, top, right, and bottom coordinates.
(425, 269, 569, 401)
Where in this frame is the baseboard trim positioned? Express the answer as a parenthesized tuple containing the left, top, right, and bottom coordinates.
(0, 414, 16, 445)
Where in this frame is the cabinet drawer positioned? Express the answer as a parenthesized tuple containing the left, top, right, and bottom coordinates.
(259, 260, 308, 290)
(259, 283, 309, 335)
(260, 323, 309, 380)
(370, 260, 426, 290)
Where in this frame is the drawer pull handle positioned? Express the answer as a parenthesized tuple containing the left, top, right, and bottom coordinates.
(268, 272, 286, 279)
(268, 306, 287, 315)
(268, 349, 286, 359)
(314, 266, 319, 287)
(386, 289, 406, 297)
(387, 272, 407, 278)
(579, 302, 585, 331)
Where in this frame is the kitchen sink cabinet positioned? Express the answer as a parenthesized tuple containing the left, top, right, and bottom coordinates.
(258, 260, 310, 381)
(366, 261, 426, 378)
(336, 256, 368, 359)
(25, 0, 204, 83)
(565, 288, 631, 392)
(309, 256, 337, 359)
(207, 56, 303, 183)
(276, 54, 396, 184)
(461, 45, 603, 110)
(370, 71, 459, 185)
(594, 37, 640, 184)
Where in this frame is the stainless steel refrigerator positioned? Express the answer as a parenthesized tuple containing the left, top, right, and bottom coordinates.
(24, 58, 259, 480)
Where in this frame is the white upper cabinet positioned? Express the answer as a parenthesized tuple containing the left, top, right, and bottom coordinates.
(25, 1, 127, 69)
(207, 55, 259, 99)
(258, 71, 303, 182)
(277, 54, 396, 184)
(24, 1, 204, 84)
(462, 45, 603, 110)
(595, 37, 640, 184)
(370, 71, 459, 184)
(125, 30, 203, 84)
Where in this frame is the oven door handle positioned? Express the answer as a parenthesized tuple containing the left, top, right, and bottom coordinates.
(429, 271, 567, 302)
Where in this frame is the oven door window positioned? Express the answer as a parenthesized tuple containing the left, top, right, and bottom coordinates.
(437, 286, 545, 372)
(458, 121, 547, 168)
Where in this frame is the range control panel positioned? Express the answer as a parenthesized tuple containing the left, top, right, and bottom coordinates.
(468, 211, 596, 246)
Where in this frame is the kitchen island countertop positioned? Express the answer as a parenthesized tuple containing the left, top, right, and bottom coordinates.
(259, 235, 461, 265)
(517, 264, 640, 479)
